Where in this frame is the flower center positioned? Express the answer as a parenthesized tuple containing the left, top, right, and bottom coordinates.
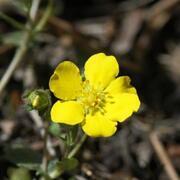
(78, 81, 112, 115)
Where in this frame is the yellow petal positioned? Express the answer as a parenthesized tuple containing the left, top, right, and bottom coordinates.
(105, 76, 140, 122)
(84, 53, 119, 90)
(51, 101, 84, 125)
(49, 61, 82, 100)
(105, 76, 137, 95)
(105, 93, 140, 122)
(82, 113, 117, 137)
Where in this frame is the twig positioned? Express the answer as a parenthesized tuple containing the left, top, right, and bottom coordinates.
(132, 0, 179, 64)
(46, 14, 102, 54)
(145, 0, 179, 21)
(116, 0, 155, 13)
(0, 0, 41, 96)
(149, 131, 179, 180)
(67, 134, 87, 158)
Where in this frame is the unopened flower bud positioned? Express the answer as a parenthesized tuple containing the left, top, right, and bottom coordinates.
(23, 89, 51, 112)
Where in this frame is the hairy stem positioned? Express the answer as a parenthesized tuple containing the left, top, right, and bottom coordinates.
(67, 134, 87, 158)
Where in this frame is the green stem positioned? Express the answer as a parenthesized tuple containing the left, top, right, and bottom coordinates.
(0, 27, 31, 95)
(64, 129, 72, 158)
(41, 121, 49, 180)
(67, 134, 87, 158)
(29, 0, 41, 21)
(0, 0, 51, 96)
(0, 12, 25, 30)
(35, 0, 53, 32)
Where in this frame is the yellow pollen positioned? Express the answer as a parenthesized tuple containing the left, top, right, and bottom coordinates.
(78, 81, 112, 115)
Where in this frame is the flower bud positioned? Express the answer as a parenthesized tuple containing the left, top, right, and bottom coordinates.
(23, 89, 51, 112)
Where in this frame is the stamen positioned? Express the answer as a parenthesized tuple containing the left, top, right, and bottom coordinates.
(78, 80, 113, 115)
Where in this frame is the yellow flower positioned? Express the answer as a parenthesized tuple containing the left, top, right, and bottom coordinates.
(49, 53, 140, 137)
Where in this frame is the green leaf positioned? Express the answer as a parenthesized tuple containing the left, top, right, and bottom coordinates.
(48, 159, 64, 179)
(0, 12, 25, 30)
(5, 144, 41, 170)
(48, 123, 67, 140)
(0, 31, 24, 46)
(48, 158, 78, 179)
(10, 0, 32, 14)
(61, 158, 78, 171)
(7, 167, 31, 180)
(49, 123, 61, 137)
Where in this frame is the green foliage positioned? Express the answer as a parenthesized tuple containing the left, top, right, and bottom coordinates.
(0, 31, 24, 46)
(66, 125, 79, 147)
(10, 0, 32, 14)
(0, 12, 25, 30)
(0, 0, 87, 179)
(60, 158, 79, 171)
(5, 144, 41, 170)
(7, 167, 31, 180)
(48, 158, 78, 179)
(49, 123, 79, 145)
(49, 122, 65, 139)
